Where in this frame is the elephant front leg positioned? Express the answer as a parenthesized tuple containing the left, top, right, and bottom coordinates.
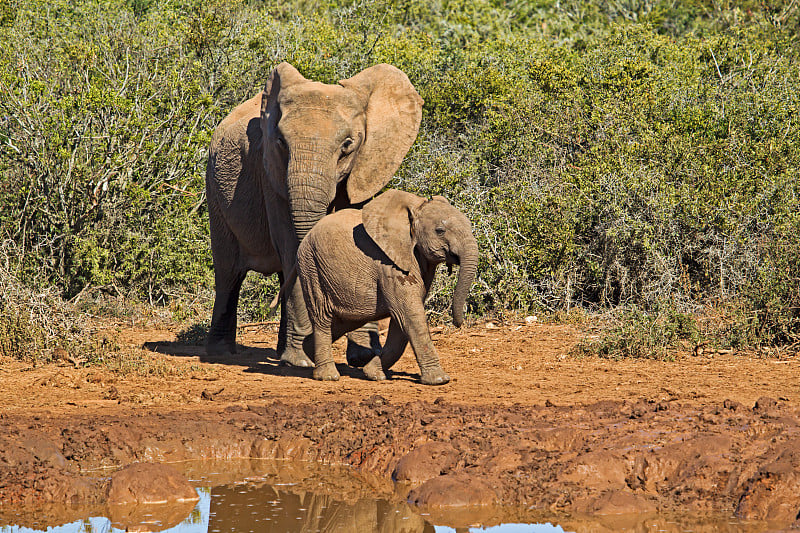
(394, 304, 450, 385)
(345, 321, 382, 367)
(312, 322, 340, 381)
(279, 279, 315, 368)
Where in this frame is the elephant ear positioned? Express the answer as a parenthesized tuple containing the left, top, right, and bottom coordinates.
(260, 63, 308, 125)
(339, 64, 423, 204)
(362, 189, 426, 274)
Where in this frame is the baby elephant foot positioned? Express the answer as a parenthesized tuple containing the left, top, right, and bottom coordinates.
(279, 346, 314, 368)
(313, 362, 340, 381)
(420, 368, 450, 386)
(362, 356, 386, 381)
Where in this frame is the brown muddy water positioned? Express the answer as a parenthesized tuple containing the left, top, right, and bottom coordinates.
(0, 460, 781, 533)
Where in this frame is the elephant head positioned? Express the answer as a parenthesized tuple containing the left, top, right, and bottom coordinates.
(260, 63, 423, 242)
(363, 190, 479, 327)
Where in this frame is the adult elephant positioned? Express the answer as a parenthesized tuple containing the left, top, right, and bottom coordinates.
(205, 63, 423, 367)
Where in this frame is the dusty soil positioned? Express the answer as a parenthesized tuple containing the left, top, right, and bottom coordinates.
(2, 318, 800, 529)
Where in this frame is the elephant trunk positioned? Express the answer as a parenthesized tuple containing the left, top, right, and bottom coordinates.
(290, 208, 326, 241)
(287, 167, 334, 242)
(451, 236, 479, 328)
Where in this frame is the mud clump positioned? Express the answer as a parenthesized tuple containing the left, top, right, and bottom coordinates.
(408, 475, 496, 508)
(572, 490, 657, 515)
(560, 450, 629, 491)
(393, 442, 458, 483)
(107, 462, 198, 505)
(106, 463, 200, 532)
(735, 438, 800, 522)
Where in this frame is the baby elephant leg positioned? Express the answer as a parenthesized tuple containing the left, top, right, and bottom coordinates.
(397, 308, 449, 385)
(345, 321, 382, 367)
(362, 356, 386, 381)
(311, 322, 340, 381)
(379, 318, 409, 372)
(364, 319, 407, 381)
(331, 321, 385, 381)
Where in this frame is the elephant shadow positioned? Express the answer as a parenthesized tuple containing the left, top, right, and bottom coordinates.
(141, 339, 390, 382)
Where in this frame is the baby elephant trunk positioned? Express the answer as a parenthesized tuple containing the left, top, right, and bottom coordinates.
(451, 236, 478, 327)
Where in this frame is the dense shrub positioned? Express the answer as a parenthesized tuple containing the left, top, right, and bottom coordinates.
(1, 0, 799, 352)
(0, 240, 99, 363)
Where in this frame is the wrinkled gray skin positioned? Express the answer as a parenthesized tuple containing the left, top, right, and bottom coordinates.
(205, 63, 423, 366)
(296, 190, 479, 385)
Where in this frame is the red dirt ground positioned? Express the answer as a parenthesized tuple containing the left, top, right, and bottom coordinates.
(1, 319, 800, 530)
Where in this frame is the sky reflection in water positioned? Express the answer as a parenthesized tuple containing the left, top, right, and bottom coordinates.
(1, 485, 560, 533)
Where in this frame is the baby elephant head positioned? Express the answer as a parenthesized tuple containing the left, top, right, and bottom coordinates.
(363, 190, 479, 326)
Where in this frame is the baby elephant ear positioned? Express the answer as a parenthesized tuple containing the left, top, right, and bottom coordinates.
(362, 189, 426, 274)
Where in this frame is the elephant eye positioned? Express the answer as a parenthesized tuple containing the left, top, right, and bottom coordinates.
(435, 226, 446, 236)
(341, 137, 355, 155)
(275, 136, 287, 149)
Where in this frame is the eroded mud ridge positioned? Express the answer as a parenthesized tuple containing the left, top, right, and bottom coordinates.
(1, 396, 800, 527)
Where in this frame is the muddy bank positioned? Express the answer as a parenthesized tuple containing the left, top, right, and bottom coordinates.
(2, 395, 800, 528)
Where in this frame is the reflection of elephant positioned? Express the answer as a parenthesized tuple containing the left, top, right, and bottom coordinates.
(295, 190, 479, 385)
(205, 63, 423, 366)
(209, 483, 434, 532)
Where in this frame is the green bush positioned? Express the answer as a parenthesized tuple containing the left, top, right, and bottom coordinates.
(0, 241, 100, 363)
(1, 0, 799, 355)
(574, 306, 701, 361)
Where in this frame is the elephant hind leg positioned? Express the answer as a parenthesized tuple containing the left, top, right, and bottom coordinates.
(311, 321, 340, 381)
(327, 319, 385, 381)
(345, 321, 382, 367)
(207, 269, 246, 356)
(379, 318, 409, 373)
(276, 271, 287, 356)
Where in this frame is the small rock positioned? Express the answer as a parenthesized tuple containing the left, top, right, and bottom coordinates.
(525, 315, 537, 324)
(363, 395, 388, 408)
(753, 396, 778, 412)
(53, 347, 70, 362)
(693, 341, 708, 357)
(485, 322, 498, 329)
(723, 398, 743, 411)
(201, 387, 224, 401)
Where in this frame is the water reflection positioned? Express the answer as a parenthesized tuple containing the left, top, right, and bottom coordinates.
(0, 486, 209, 533)
(0, 480, 782, 533)
(208, 483, 432, 532)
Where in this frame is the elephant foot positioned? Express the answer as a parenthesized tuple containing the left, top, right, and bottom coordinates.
(420, 368, 450, 386)
(279, 346, 315, 368)
(313, 362, 340, 381)
(345, 331, 381, 367)
(362, 356, 386, 381)
(206, 339, 236, 356)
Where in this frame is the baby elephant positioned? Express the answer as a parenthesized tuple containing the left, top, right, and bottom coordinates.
(296, 189, 478, 385)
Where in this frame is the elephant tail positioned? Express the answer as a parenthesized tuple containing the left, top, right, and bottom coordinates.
(270, 263, 298, 310)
